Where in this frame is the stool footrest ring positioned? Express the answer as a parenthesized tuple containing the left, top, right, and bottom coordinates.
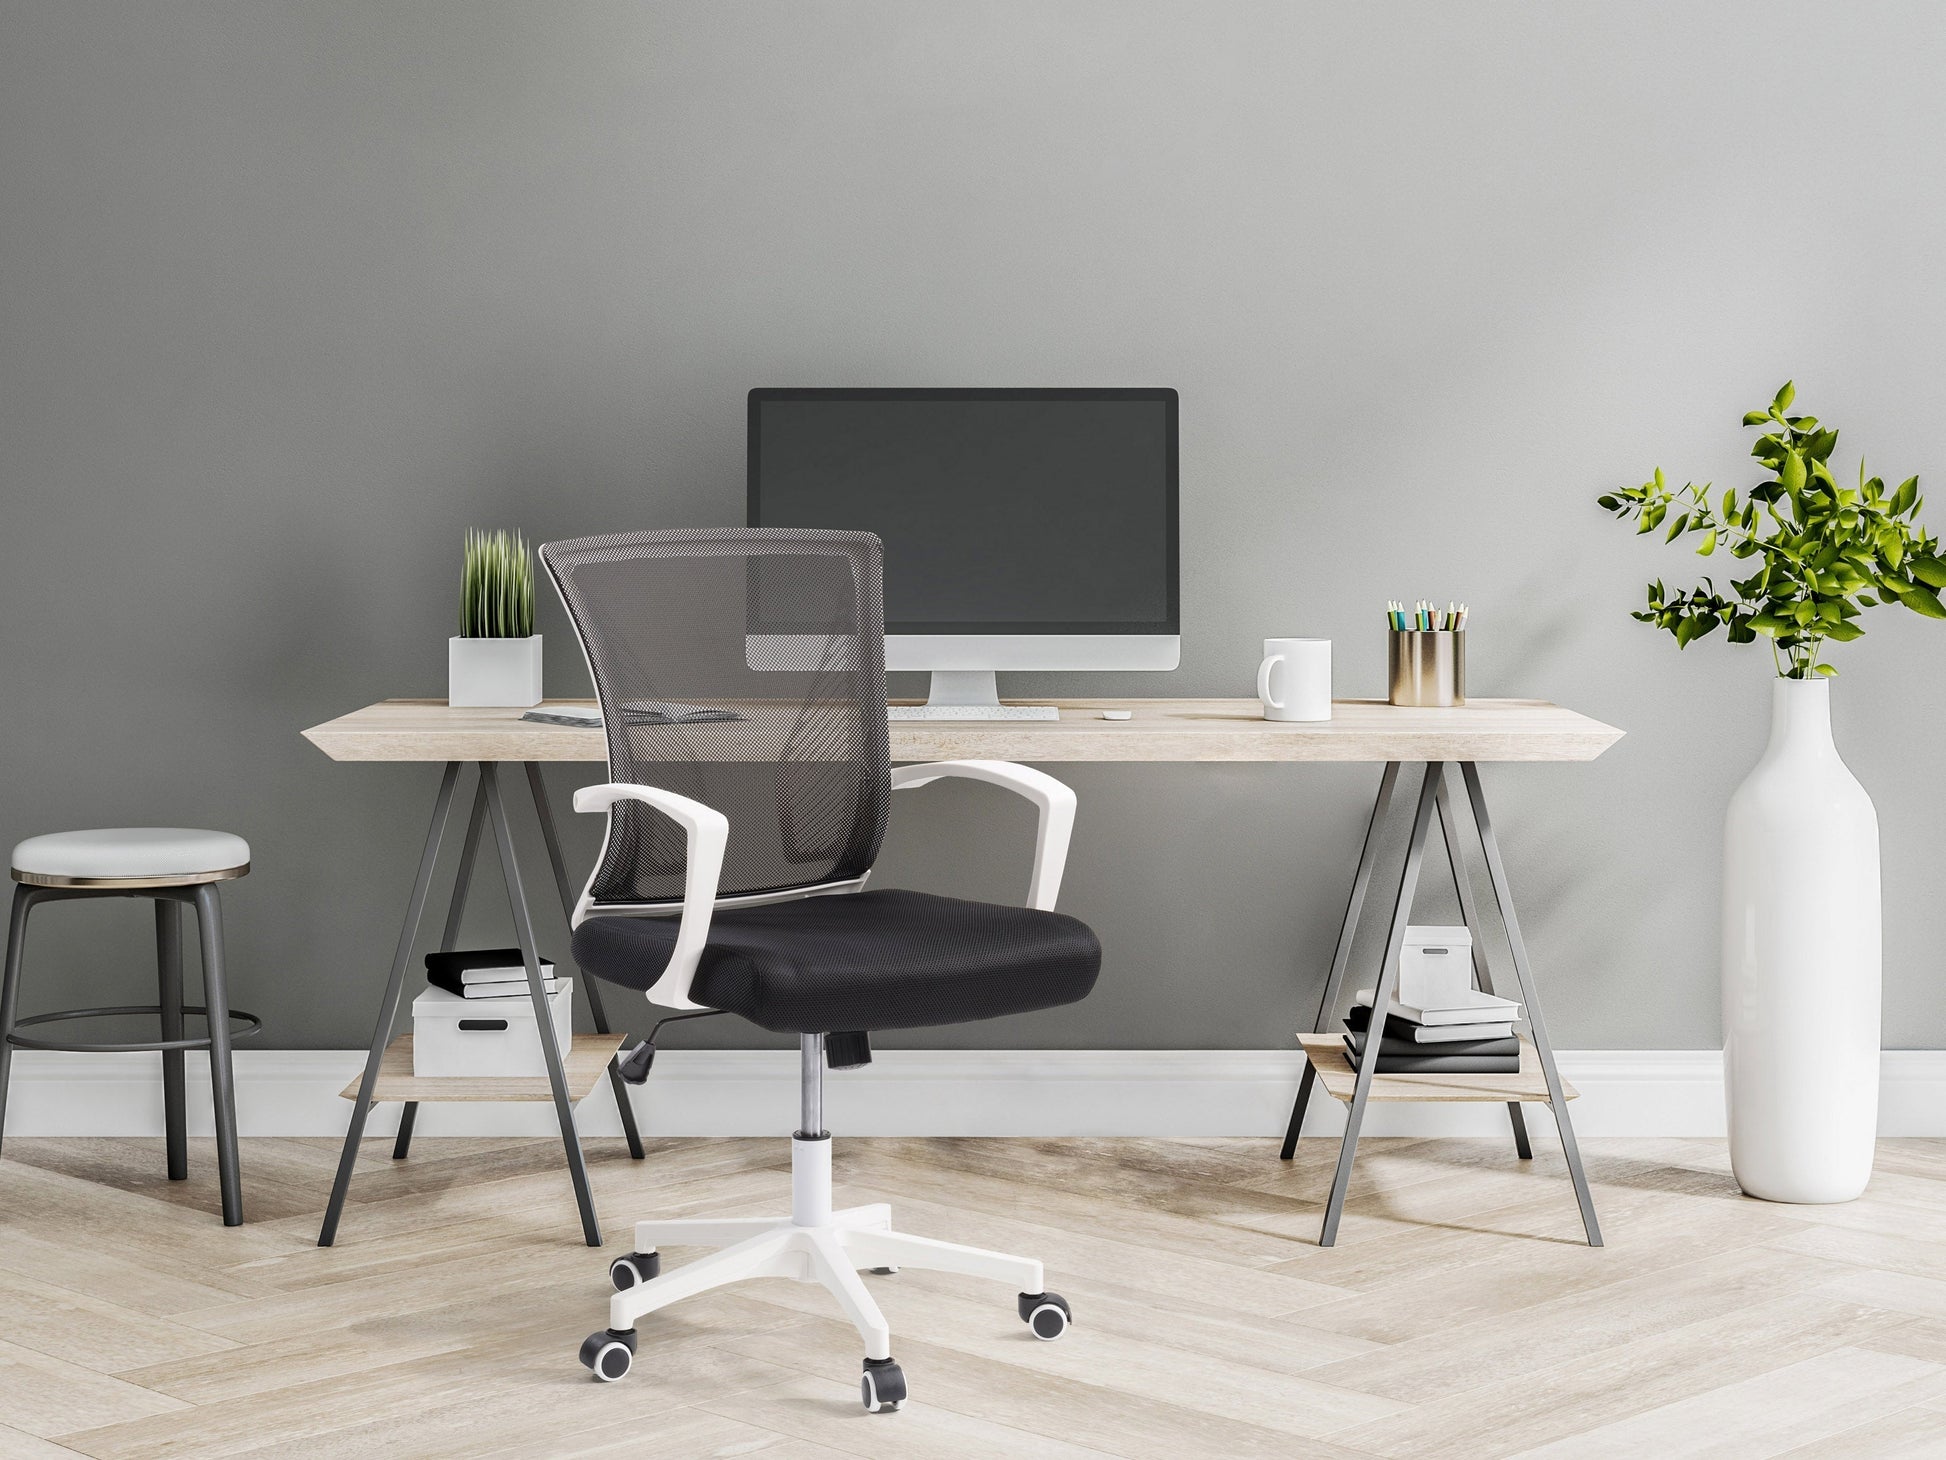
(5, 1004, 263, 1054)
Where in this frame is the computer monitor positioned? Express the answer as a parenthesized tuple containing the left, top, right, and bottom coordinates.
(747, 387, 1179, 718)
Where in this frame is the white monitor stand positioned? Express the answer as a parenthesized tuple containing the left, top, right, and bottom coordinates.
(886, 670, 1058, 722)
(882, 634, 1179, 720)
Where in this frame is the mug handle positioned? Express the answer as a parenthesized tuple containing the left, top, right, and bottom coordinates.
(1257, 653, 1286, 710)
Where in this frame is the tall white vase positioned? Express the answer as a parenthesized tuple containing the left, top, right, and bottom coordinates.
(1721, 678, 1880, 1203)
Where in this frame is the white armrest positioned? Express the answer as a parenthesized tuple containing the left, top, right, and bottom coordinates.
(571, 782, 729, 1009)
(889, 760, 1077, 911)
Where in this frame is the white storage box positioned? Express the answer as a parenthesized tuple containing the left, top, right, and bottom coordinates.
(412, 979, 573, 1078)
(1397, 926, 1472, 1010)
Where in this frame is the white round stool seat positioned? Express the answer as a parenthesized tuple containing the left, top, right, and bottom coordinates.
(11, 828, 251, 888)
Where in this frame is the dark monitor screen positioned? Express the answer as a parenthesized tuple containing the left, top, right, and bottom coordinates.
(748, 388, 1178, 635)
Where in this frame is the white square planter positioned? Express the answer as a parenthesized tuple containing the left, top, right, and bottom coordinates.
(449, 635, 542, 708)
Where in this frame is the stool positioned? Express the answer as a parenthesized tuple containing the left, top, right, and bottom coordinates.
(1, 828, 260, 1225)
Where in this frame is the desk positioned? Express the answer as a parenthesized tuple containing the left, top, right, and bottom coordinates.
(306, 696, 1618, 763)
(304, 696, 1622, 1247)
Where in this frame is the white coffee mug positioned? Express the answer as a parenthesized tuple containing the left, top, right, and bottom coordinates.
(1257, 638, 1331, 722)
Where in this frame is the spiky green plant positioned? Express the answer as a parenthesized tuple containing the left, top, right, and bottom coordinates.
(459, 528, 535, 638)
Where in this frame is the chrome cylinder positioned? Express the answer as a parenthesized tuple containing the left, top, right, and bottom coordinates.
(1388, 630, 1466, 707)
(799, 1032, 825, 1137)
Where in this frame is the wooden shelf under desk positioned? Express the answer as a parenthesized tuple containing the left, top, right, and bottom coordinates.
(341, 1033, 625, 1104)
(1296, 1033, 1577, 1104)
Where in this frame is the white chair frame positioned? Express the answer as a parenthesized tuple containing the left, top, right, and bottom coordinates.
(572, 760, 1081, 1408)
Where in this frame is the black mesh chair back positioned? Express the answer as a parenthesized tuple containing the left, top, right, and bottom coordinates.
(541, 528, 890, 907)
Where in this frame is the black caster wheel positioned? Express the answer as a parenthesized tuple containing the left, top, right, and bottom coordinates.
(869, 1265, 899, 1275)
(861, 1357, 906, 1412)
(608, 1250, 660, 1291)
(1018, 1291, 1071, 1340)
(578, 1328, 636, 1382)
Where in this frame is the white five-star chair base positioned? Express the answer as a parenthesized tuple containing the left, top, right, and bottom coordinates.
(578, 1035, 1071, 1412)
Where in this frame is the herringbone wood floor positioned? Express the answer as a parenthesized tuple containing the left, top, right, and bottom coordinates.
(4, 1133, 1946, 1458)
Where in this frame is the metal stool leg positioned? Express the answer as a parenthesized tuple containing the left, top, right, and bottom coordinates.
(0, 885, 39, 1161)
(156, 899, 188, 1182)
(192, 885, 243, 1226)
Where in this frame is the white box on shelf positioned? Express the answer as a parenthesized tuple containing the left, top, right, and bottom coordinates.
(1397, 925, 1473, 1010)
(412, 979, 573, 1078)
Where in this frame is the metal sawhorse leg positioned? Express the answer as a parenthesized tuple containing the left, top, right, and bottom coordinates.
(317, 760, 645, 1247)
(1277, 760, 1601, 1248)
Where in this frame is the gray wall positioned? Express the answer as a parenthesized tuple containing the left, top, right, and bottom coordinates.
(4, 1, 1944, 1052)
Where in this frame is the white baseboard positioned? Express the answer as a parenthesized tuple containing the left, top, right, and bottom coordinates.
(6, 1048, 1946, 1140)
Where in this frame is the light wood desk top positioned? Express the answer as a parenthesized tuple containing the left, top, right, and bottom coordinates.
(302, 697, 1622, 764)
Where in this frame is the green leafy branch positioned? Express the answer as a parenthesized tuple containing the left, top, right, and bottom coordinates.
(1597, 382, 1944, 678)
(459, 528, 535, 639)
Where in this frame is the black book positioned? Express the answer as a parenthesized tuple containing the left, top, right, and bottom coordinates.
(1344, 1005, 1518, 1057)
(425, 948, 558, 1000)
(1341, 1035, 1520, 1074)
(426, 947, 555, 976)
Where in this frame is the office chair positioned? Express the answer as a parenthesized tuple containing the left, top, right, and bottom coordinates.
(543, 528, 1101, 1412)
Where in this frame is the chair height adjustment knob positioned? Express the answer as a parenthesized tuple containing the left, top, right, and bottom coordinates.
(825, 1031, 872, 1070)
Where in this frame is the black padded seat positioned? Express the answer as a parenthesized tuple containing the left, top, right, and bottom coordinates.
(573, 889, 1101, 1034)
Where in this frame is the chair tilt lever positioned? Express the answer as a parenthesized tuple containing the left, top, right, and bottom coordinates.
(617, 1008, 728, 1085)
(616, 1042, 655, 1084)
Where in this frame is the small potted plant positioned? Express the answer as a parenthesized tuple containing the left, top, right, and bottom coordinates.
(449, 528, 541, 708)
(1599, 383, 1944, 1205)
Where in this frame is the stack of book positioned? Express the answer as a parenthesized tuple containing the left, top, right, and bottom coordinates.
(1344, 986, 1522, 1073)
(426, 947, 564, 1000)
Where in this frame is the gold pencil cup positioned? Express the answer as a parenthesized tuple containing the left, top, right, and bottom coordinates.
(1388, 629, 1465, 707)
